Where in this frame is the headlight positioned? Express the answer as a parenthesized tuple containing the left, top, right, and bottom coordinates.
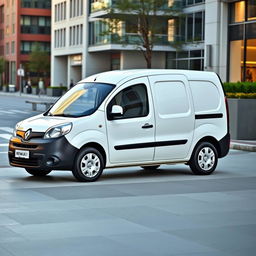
(13, 122, 21, 136)
(44, 123, 72, 139)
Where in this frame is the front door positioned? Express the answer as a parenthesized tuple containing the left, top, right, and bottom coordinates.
(105, 77, 155, 164)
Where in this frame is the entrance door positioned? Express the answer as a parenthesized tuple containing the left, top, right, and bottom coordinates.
(105, 77, 155, 164)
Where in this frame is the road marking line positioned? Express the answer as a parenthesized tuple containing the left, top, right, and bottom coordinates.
(0, 152, 8, 154)
(10, 110, 29, 114)
(0, 144, 9, 146)
(0, 134, 12, 140)
(0, 111, 16, 115)
(0, 127, 13, 133)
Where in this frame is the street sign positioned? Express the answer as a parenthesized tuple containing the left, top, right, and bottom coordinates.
(17, 68, 25, 77)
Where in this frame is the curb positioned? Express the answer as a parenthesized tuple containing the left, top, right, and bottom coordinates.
(230, 142, 256, 152)
(0, 92, 58, 101)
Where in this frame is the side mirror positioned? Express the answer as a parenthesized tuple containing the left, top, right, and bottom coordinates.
(111, 105, 123, 118)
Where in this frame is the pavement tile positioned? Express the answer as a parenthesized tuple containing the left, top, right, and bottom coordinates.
(107, 232, 217, 255)
(168, 225, 256, 254)
(1, 236, 152, 256)
(0, 247, 15, 256)
(31, 185, 133, 200)
(4, 208, 114, 225)
(7, 219, 156, 240)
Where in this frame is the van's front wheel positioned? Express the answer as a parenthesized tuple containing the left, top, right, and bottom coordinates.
(189, 142, 218, 175)
(72, 147, 104, 182)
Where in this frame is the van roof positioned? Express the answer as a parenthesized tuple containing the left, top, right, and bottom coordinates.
(80, 69, 219, 85)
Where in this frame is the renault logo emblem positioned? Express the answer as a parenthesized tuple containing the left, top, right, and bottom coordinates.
(24, 129, 32, 141)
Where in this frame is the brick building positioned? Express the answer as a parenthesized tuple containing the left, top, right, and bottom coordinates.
(0, 0, 51, 88)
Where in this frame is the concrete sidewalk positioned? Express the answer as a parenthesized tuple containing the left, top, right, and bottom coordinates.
(230, 140, 256, 152)
(0, 91, 59, 101)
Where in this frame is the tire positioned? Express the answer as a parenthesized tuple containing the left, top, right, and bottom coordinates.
(189, 142, 218, 175)
(25, 168, 52, 177)
(72, 147, 104, 182)
(141, 165, 160, 170)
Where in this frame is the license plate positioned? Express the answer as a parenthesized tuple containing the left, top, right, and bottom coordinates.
(15, 150, 29, 159)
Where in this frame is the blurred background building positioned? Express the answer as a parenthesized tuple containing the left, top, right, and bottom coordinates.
(0, 0, 51, 87)
(0, 0, 255, 89)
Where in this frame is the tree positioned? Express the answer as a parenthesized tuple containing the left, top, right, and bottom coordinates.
(28, 42, 50, 82)
(0, 57, 5, 86)
(103, 0, 182, 68)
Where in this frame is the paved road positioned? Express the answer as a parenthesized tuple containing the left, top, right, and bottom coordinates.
(0, 95, 256, 256)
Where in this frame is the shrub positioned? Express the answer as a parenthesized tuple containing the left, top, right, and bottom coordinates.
(223, 82, 256, 93)
(226, 93, 256, 99)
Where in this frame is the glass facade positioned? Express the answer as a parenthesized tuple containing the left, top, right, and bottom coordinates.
(89, 20, 173, 46)
(166, 50, 204, 70)
(229, 0, 256, 82)
(176, 11, 205, 42)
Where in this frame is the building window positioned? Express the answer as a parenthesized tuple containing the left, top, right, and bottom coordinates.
(69, 24, 83, 46)
(111, 53, 120, 70)
(229, 1, 256, 82)
(70, 0, 83, 18)
(178, 11, 204, 43)
(166, 50, 204, 70)
(6, 42, 9, 54)
(182, 0, 204, 7)
(21, 16, 51, 34)
(21, 0, 51, 9)
(0, 6, 4, 23)
(20, 41, 51, 54)
(11, 41, 15, 54)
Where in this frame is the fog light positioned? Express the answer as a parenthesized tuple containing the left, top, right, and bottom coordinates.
(46, 156, 60, 166)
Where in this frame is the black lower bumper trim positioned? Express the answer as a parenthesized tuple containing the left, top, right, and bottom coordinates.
(9, 136, 78, 170)
(218, 133, 230, 158)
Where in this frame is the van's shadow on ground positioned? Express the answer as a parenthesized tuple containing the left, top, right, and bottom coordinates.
(13, 165, 229, 183)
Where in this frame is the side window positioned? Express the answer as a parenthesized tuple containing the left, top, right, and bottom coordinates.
(108, 84, 149, 119)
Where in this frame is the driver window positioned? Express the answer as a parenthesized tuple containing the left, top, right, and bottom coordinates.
(108, 84, 149, 119)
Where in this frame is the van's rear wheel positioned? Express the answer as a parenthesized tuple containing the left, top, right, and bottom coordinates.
(189, 142, 218, 175)
(72, 147, 104, 182)
(141, 165, 160, 170)
(25, 168, 52, 177)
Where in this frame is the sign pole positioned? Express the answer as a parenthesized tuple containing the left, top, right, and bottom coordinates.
(17, 64, 24, 96)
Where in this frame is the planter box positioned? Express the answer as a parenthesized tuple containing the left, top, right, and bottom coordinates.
(47, 87, 66, 97)
(8, 84, 16, 92)
(2, 86, 9, 92)
(32, 87, 38, 95)
(228, 98, 256, 140)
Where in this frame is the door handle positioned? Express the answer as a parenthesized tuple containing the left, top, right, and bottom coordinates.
(142, 123, 153, 129)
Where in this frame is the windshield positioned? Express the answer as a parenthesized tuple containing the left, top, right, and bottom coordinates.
(48, 82, 115, 117)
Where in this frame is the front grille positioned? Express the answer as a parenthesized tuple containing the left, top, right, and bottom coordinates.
(13, 143, 38, 149)
(10, 157, 40, 167)
(16, 131, 44, 140)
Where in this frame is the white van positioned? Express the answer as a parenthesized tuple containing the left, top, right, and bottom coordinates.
(9, 70, 230, 182)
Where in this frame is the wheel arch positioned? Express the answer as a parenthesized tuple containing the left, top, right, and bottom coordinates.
(193, 136, 221, 158)
(79, 142, 107, 168)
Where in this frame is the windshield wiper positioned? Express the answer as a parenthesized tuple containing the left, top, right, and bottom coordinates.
(49, 114, 74, 117)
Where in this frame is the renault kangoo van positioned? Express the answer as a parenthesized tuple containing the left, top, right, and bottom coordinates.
(9, 70, 230, 181)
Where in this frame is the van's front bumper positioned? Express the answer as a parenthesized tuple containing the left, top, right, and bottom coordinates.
(8, 136, 78, 170)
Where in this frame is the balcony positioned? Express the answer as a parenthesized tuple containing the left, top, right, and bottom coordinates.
(90, 32, 179, 47)
(90, 0, 182, 15)
(91, 0, 113, 13)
